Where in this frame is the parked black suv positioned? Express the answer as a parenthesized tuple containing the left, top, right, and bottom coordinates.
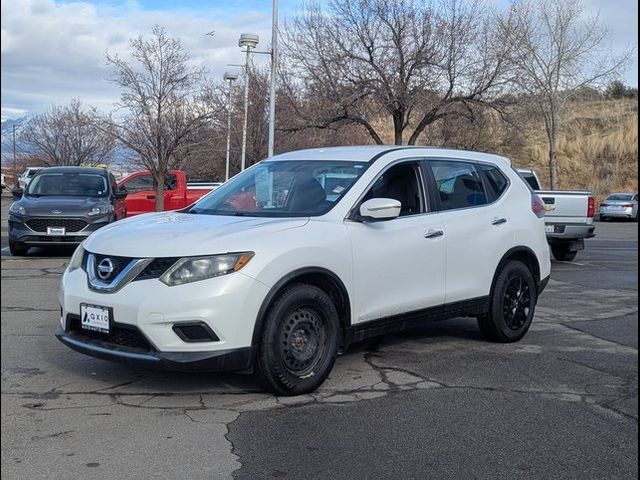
(8, 167, 127, 255)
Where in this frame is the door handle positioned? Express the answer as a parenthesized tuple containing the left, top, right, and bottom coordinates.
(492, 217, 507, 226)
(146, 195, 156, 200)
(424, 229, 444, 239)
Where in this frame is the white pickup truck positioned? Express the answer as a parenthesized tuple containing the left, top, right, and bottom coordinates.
(516, 168, 596, 262)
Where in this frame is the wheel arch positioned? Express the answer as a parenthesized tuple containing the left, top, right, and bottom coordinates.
(492, 246, 542, 294)
(251, 267, 352, 346)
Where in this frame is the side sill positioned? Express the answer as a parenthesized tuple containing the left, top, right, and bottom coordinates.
(343, 296, 490, 347)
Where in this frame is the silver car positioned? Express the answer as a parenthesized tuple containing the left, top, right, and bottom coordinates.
(599, 193, 638, 222)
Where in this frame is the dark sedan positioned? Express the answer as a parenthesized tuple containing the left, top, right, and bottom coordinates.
(8, 167, 127, 255)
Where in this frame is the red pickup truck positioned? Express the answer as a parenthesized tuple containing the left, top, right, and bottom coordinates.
(117, 170, 220, 217)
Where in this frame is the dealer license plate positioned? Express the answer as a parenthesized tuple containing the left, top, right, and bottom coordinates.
(47, 226, 65, 236)
(80, 304, 111, 333)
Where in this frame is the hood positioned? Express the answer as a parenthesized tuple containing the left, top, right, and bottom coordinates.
(84, 212, 309, 257)
(17, 196, 110, 217)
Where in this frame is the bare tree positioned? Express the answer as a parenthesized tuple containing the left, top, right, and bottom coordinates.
(281, 0, 510, 145)
(105, 26, 215, 210)
(498, 0, 630, 188)
(20, 99, 116, 167)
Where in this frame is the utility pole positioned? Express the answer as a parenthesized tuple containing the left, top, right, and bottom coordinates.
(223, 72, 238, 181)
(12, 124, 17, 185)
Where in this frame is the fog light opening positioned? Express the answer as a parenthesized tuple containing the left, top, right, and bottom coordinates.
(172, 323, 220, 343)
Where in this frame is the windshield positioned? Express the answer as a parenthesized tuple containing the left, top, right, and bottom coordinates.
(606, 194, 634, 201)
(190, 160, 368, 217)
(26, 173, 109, 197)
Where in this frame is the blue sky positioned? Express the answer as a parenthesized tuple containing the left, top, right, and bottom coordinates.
(1, 0, 637, 120)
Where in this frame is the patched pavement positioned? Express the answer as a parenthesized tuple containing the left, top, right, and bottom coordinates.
(1, 215, 637, 479)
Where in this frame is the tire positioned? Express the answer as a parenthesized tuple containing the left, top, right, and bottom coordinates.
(9, 241, 28, 256)
(551, 244, 578, 262)
(255, 284, 340, 396)
(600, 216, 608, 222)
(477, 260, 537, 343)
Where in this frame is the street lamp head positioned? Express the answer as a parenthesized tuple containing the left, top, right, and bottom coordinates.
(238, 33, 259, 49)
(223, 72, 239, 82)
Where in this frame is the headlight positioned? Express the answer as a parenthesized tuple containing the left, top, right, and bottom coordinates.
(87, 205, 113, 216)
(67, 243, 85, 273)
(9, 203, 26, 216)
(160, 252, 254, 286)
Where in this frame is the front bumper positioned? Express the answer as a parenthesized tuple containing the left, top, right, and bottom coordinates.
(55, 327, 255, 372)
(9, 215, 110, 246)
(58, 266, 270, 370)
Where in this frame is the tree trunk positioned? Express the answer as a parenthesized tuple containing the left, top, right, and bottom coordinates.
(155, 170, 165, 212)
(546, 99, 559, 190)
(548, 147, 558, 190)
(393, 113, 403, 145)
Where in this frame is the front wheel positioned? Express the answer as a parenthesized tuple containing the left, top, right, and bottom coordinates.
(478, 261, 537, 343)
(551, 244, 578, 262)
(255, 284, 340, 396)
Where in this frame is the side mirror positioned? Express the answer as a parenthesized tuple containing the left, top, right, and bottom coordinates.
(358, 198, 401, 221)
(113, 187, 128, 199)
(11, 187, 23, 200)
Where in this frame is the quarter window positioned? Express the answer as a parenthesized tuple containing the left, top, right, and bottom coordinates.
(429, 160, 488, 210)
(478, 164, 509, 202)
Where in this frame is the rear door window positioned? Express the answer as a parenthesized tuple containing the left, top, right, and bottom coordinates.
(428, 160, 488, 211)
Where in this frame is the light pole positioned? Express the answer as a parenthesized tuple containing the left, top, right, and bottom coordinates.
(268, 0, 278, 158)
(238, 33, 259, 172)
(223, 71, 238, 182)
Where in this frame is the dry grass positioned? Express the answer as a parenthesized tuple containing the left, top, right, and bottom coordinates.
(509, 99, 638, 198)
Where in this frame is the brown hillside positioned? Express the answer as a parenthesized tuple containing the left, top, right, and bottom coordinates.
(508, 99, 638, 197)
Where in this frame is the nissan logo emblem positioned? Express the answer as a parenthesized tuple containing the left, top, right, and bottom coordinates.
(97, 258, 115, 281)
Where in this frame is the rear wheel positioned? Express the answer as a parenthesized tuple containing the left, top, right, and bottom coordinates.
(255, 284, 340, 396)
(551, 244, 578, 262)
(478, 261, 537, 343)
(9, 241, 28, 256)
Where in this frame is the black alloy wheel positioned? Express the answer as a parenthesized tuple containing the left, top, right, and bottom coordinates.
(477, 260, 537, 343)
(502, 276, 532, 331)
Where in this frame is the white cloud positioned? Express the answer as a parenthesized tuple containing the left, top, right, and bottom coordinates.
(1, 0, 636, 121)
(1, 0, 274, 119)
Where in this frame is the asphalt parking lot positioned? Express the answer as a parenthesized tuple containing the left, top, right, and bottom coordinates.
(1, 195, 638, 479)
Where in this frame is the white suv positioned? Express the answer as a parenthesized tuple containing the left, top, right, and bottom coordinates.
(56, 146, 551, 395)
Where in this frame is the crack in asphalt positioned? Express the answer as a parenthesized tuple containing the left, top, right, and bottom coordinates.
(552, 321, 639, 351)
(7, 351, 636, 421)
